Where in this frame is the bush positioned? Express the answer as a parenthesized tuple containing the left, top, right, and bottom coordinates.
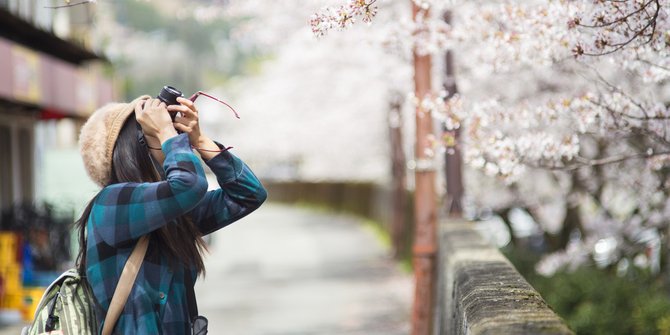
(504, 247, 670, 335)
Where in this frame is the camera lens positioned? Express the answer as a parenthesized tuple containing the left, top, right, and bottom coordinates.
(157, 86, 183, 106)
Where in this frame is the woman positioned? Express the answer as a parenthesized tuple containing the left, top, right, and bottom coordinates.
(76, 95, 267, 334)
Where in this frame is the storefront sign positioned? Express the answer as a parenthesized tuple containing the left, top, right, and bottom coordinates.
(11, 45, 42, 104)
(76, 72, 97, 116)
(0, 36, 115, 118)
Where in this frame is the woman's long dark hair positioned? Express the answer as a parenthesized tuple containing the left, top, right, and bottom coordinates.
(76, 114, 207, 275)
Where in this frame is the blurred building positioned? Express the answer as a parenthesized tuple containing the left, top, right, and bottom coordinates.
(0, 0, 116, 210)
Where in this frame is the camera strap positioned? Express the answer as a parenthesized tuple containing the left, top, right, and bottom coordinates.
(184, 270, 199, 321)
(136, 123, 167, 179)
(150, 154, 166, 180)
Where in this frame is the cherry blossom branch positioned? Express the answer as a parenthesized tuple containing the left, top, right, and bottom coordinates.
(636, 57, 670, 72)
(310, 0, 378, 37)
(45, 0, 96, 9)
(574, 0, 656, 29)
(597, 103, 670, 122)
(527, 150, 670, 171)
(582, 64, 649, 115)
(573, 0, 662, 57)
(573, 151, 670, 169)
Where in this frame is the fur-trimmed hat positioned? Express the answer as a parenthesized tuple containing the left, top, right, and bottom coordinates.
(79, 95, 150, 187)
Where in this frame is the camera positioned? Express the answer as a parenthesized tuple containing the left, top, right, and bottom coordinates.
(157, 86, 183, 106)
(137, 86, 187, 148)
(157, 85, 184, 124)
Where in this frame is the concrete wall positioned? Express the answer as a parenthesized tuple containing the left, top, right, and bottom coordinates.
(436, 221, 573, 335)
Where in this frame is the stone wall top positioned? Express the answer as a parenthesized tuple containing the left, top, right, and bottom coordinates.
(435, 222, 573, 335)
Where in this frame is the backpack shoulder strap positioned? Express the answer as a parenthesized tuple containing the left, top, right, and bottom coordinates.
(101, 235, 149, 335)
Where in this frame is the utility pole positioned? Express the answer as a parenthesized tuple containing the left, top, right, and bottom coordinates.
(389, 92, 408, 258)
(442, 10, 464, 217)
(410, 2, 437, 335)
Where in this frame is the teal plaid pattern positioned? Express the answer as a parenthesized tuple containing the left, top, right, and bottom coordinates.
(85, 134, 267, 334)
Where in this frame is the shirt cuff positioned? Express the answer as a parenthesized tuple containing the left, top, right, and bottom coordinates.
(204, 142, 244, 184)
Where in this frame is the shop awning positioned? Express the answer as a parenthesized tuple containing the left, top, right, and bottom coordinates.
(0, 7, 105, 65)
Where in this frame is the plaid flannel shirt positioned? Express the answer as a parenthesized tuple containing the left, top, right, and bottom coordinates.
(85, 134, 267, 334)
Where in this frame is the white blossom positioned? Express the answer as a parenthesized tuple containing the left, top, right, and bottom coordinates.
(312, 0, 670, 275)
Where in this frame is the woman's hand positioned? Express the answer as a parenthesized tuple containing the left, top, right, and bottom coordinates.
(135, 98, 177, 143)
(169, 97, 203, 145)
(170, 97, 224, 161)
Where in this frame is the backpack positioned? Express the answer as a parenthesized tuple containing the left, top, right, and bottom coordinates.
(22, 235, 149, 335)
(22, 269, 99, 335)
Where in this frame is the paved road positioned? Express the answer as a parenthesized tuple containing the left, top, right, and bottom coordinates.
(197, 204, 412, 335)
(0, 204, 412, 334)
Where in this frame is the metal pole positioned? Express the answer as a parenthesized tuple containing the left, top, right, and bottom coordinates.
(389, 92, 408, 258)
(442, 10, 464, 217)
(410, 2, 437, 335)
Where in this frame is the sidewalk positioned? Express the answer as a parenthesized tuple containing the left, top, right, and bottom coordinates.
(0, 322, 23, 334)
(0, 203, 413, 334)
(197, 204, 412, 334)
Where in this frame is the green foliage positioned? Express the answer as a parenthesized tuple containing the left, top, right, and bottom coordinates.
(633, 292, 670, 335)
(243, 54, 276, 76)
(107, 1, 266, 100)
(166, 18, 233, 56)
(656, 315, 670, 335)
(505, 247, 670, 335)
(116, 0, 166, 32)
(115, 0, 239, 51)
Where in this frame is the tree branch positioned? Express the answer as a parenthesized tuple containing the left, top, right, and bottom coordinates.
(579, 0, 661, 57)
(527, 150, 670, 171)
(576, 0, 655, 29)
(45, 0, 95, 9)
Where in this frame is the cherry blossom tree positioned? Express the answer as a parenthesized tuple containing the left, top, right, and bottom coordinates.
(220, 0, 413, 182)
(311, 0, 670, 276)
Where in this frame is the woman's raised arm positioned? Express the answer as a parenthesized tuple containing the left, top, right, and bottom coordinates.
(90, 134, 208, 246)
